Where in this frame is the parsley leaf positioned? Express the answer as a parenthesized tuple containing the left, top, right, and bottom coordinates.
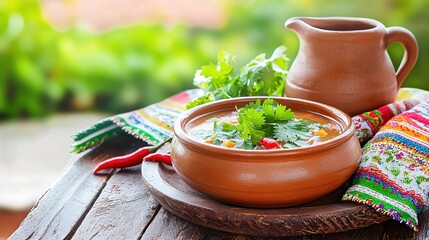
(261, 99, 276, 122)
(193, 50, 235, 90)
(261, 98, 294, 122)
(284, 140, 310, 149)
(187, 46, 289, 109)
(237, 46, 288, 97)
(237, 107, 265, 144)
(274, 104, 294, 121)
(235, 98, 296, 145)
(215, 121, 237, 133)
(234, 139, 254, 150)
(186, 93, 213, 109)
(235, 99, 299, 145)
(242, 99, 262, 110)
(274, 120, 313, 143)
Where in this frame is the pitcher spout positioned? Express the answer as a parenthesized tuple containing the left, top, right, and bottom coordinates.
(285, 17, 309, 34)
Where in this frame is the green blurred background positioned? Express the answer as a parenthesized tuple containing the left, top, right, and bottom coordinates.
(1, 0, 428, 120)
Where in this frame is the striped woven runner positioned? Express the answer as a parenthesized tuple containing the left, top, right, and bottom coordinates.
(343, 101, 429, 231)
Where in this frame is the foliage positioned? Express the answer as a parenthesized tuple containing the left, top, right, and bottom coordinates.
(1, 0, 429, 119)
(186, 46, 288, 109)
(237, 99, 295, 144)
(0, 0, 212, 118)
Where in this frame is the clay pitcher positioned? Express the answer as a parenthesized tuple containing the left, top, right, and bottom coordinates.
(285, 17, 418, 116)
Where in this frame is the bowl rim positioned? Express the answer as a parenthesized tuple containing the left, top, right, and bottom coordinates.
(173, 96, 356, 158)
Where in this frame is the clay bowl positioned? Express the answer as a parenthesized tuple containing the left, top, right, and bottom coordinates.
(171, 97, 361, 208)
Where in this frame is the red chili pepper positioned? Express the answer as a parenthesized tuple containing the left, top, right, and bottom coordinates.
(93, 144, 163, 174)
(143, 153, 172, 166)
(259, 137, 281, 149)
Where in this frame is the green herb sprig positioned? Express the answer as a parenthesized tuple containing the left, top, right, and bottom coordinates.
(192, 99, 328, 149)
(237, 99, 294, 144)
(186, 46, 289, 109)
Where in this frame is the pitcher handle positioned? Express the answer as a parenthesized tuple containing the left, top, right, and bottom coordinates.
(384, 27, 419, 90)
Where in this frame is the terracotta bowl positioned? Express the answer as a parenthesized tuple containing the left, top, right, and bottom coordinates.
(171, 97, 361, 208)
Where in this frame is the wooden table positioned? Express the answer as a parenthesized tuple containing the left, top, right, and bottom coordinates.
(10, 134, 429, 239)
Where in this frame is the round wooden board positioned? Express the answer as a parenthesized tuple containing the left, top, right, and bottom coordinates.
(141, 162, 389, 237)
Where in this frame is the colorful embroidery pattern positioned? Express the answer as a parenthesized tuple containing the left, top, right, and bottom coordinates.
(343, 102, 429, 231)
(71, 89, 202, 152)
(353, 99, 420, 144)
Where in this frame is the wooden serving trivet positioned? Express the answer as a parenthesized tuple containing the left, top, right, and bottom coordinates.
(141, 162, 389, 237)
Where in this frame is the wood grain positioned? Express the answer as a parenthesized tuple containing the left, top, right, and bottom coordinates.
(142, 208, 245, 240)
(141, 161, 390, 237)
(71, 141, 170, 239)
(9, 133, 146, 240)
(143, 207, 387, 240)
(9, 149, 112, 240)
(71, 165, 160, 240)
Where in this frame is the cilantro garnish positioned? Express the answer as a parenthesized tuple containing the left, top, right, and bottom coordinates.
(237, 107, 266, 144)
(234, 99, 327, 148)
(190, 99, 328, 149)
(273, 120, 313, 143)
(236, 99, 294, 144)
(185, 93, 213, 109)
(186, 46, 289, 109)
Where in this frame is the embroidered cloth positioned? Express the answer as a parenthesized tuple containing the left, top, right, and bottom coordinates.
(343, 101, 429, 230)
(71, 89, 201, 153)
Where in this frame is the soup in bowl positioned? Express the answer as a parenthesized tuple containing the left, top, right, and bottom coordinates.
(171, 97, 361, 207)
(187, 98, 341, 150)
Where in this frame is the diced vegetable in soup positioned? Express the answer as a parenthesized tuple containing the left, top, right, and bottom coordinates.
(187, 99, 341, 150)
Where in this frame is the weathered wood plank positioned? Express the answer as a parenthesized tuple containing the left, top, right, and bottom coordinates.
(71, 142, 170, 240)
(71, 165, 160, 240)
(142, 207, 386, 240)
(142, 208, 241, 240)
(9, 152, 111, 240)
(9, 133, 145, 240)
